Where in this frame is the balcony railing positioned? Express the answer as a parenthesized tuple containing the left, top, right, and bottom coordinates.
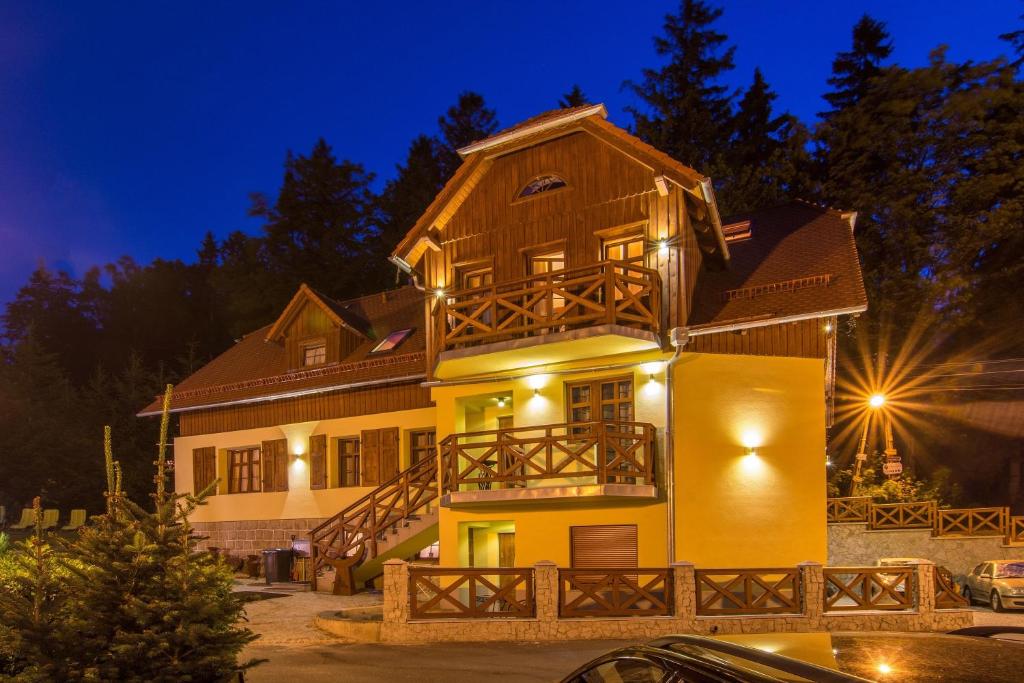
(436, 260, 661, 353)
(441, 421, 655, 494)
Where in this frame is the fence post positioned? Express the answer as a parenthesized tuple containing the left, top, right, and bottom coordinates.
(913, 560, 935, 615)
(383, 559, 410, 624)
(671, 561, 697, 631)
(798, 561, 824, 628)
(534, 560, 559, 623)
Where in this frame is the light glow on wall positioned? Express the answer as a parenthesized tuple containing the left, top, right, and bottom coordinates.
(739, 452, 765, 476)
(527, 374, 549, 391)
(740, 428, 764, 450)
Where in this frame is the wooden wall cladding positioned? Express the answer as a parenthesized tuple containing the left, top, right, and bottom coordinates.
(689, 318, 829, 359)
(177, 382, 433, 437)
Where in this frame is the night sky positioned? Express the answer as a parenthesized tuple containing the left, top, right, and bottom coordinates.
(1, 1, 1018, 305)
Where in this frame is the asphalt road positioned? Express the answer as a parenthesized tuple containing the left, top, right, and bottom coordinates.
(244, 639, 633, 682)
(242, 607, 1024, 682)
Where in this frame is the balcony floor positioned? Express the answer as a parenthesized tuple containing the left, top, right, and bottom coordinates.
(435, 323, 660, 379)
(441, 483, 658, 507)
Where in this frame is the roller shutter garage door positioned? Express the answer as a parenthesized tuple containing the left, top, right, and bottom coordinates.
(570, 524, 638, 568)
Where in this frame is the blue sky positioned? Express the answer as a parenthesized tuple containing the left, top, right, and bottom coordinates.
(0, 1, 1019, 305)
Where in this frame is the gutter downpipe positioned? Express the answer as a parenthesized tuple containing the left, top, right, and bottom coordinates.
(665, 326, 689, 564)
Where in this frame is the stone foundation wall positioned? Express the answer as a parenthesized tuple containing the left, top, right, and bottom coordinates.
(378, 559, 971, 643)
(829, 522, 1024, 576)
(191, 518, 325, 557)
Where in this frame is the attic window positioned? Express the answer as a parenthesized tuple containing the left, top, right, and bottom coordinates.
(303, 343, 326, 367)
(371, 328, 413, 354)
(723, 220, 753, 242)
(518, 174, 567, 199)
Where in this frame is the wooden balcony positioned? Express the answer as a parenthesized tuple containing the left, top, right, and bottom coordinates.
(439, 420, 657, 506)
(434, 261, 662, 378)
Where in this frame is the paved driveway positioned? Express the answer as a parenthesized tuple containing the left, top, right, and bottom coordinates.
(239, 588, 1024, 682)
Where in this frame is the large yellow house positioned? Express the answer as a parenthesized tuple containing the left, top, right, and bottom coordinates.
(140, 104, 866, 594)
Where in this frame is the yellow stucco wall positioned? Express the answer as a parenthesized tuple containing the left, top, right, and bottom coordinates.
(173, 406, 435, 522)
(674, 352, 827, 566)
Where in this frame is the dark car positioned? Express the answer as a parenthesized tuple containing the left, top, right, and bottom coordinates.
(560, 629, 1024, 682)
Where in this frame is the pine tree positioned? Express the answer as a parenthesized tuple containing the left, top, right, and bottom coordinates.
(377, 134, 446, 257)
(436, 91, 498, 179)
(0, 497, 75, 682)
(719, 68, 811, 215)
(558, 84, 588, 108)
(821, 14, 893, 116)
(62, 390, 259, 681)
(627, 0, 735, 170)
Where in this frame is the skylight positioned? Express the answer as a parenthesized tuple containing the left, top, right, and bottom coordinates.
(518, 174, 567, 198)
(370, 328, 413, 354)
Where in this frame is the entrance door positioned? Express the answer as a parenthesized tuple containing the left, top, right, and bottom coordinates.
(498, 532, 515, 568)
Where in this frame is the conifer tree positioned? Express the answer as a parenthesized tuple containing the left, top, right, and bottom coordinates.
(59, 390, 259, 681)
(627, 0, 735, 170)
(558, 84, 588, 108)
(719, 68, 811, 215)
(436, 91, 498, 179)
(0, 497, 74, 682)
(821, 14, 893, 116)
(377, 134, 447, 256)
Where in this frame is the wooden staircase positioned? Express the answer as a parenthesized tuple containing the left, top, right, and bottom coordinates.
(310, 455, 445, 595)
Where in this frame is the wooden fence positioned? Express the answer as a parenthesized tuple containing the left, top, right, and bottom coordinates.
(934, 570, 969, 609)
(823, 567, 915, 612)
(828, 498, 1022, 542)
(558, 568, 672, 618)
(694, 569, 801, 616)
(408, 567, 535, 619)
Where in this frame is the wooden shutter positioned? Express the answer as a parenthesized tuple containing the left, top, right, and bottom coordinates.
(261, 439, 289, 492)
(361, 429, 380, 486)
(380, 428, 399, 481)
(192, 447, 216, 495)
(309, 434, 327, 490)
(570, 525, 638, 569)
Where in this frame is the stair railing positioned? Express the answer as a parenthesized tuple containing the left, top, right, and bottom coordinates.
(311, 452, 447, 589)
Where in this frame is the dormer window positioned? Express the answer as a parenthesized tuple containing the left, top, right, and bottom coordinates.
(303, 342, 326, 367)
(371, 328, 413, 354)
(518, 174, 567, 199)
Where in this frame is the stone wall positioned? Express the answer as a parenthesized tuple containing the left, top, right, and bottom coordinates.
(377, 559, 970, 644)
(191, 518, 325, 557)
(829, 523, 1024, 577)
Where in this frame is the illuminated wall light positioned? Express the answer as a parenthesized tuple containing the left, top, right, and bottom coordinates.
(877, 663, 892, 675)
(527, 374, 548, 391)
(740, 451, 765, 475)
(640, 361, 664, 381)
(434, 288, 446, 299)
(657, 240, 670, 257)
(869, 393, 886, 408)
(497, 397, 506, 408)
(533, 388, 540, 397)
(824, 322, 833, 333)
(740, 428, 764, 450)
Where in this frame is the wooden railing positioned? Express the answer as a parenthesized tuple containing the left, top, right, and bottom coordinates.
(1007, 516, 1024, 544)
(828, 498, 1018, 538)
(823, 567, 915, 612)
(694, 569, 802, 616)
(934, 570, 969, 609)
(936, 507, 1008, 537)
(826, 496, 871, 523)
(436, 260, 661, 352)
(869, 501, 936, 530)
(558, 568, 672, 618)
(408, 567, 535, 620)
(443, 421, 655, 492)
(310, 455, 443, 594)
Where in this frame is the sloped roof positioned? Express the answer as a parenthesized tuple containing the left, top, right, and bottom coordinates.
(393, 104, 718, 267)
(264, 283, 373, 342)
(687, 201, 867, 331)
(138, 286, 427, 415)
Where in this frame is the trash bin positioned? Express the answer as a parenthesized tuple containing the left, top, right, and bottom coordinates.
(261, 548, 293, 584)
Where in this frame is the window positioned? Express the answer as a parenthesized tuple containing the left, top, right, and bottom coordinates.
(228, 448, 261, 493)
(309, 434, 327, 490)
(370, 328, 413, 354)
(338, 438, 360, 487)
(566, 377, 635, 425)
(572, 658, 670, 683)
(517, 174, 567, 198)
(192, 447, 217, 495)
(260, 439, 289, 492)
(528, 249, 565, 276)
(459, 266, 493, 290)
(303, 343, 326, 367)
(602, 232, 645, 266)
(410, 429, 436, 465)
